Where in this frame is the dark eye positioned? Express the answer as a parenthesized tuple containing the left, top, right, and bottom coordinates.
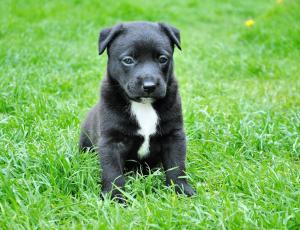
(122, 56, 135, 65)
(159, 55, 168, 64)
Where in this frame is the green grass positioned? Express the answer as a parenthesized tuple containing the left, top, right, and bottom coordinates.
(1, 0, 300, 228)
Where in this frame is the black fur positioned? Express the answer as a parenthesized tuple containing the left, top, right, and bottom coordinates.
(79, 22, 195, 202)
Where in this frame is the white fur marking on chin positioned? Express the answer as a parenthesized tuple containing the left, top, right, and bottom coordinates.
(131, 100, 158, 158)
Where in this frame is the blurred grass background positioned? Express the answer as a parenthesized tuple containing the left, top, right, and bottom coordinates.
(0, 0, 299, 229)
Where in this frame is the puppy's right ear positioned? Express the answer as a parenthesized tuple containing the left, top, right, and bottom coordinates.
(98, 24, 123, 55)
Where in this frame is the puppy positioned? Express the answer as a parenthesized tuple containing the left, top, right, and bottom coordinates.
(79, 21, 195, 202)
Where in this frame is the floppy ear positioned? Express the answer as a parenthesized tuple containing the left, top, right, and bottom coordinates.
(159, 23, 181, 50)
(98, 24, 123, 55)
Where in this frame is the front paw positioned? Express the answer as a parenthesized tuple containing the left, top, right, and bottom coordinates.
(101, 189, 126, 204)
(174, 182, 196, 196)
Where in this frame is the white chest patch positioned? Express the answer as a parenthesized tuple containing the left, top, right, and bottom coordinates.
(130, 100, 158, 158)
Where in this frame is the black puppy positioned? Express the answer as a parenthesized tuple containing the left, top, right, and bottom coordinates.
(79, 22, 195, 201)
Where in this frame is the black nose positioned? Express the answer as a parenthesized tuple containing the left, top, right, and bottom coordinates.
(143, 81, 156, 93)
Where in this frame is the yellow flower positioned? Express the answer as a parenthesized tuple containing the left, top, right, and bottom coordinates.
(245, 19, 255, 27)
(276, 0, 283, 4)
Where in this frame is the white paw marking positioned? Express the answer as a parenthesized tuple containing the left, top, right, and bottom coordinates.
(130, 99, 158, 158)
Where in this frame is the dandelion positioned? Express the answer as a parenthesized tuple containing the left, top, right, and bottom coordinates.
(245, 19, 255, 27)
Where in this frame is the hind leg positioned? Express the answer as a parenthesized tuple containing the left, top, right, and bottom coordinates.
(79, 105, 100, 152)
(79, 130, 94, 152)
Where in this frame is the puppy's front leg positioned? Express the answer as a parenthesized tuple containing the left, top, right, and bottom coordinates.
(161, 130, 196, 196)
(99, 139, 126, 203)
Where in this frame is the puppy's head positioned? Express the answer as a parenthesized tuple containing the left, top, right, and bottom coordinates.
(98, 22, 181, 102)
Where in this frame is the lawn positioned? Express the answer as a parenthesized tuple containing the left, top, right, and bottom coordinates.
(0, 0, 299, 229)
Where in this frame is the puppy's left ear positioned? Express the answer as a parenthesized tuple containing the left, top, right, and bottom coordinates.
(159, 23, 181, 50)
(98, 24, 123, 55)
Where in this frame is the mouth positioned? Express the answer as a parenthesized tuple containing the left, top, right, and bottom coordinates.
(125, 84, 166, 103)
(125, 86, 156, 103)
(139, 97, 155, 104)
(128, 96, 155, 104)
